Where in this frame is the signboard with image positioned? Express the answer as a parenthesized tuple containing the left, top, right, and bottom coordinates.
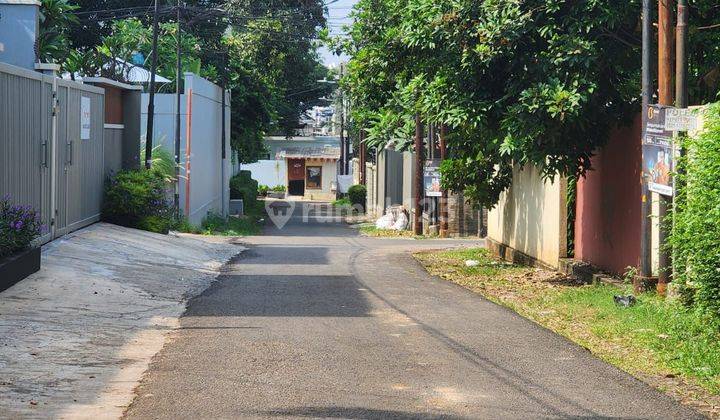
(424, 159, 442, 197)
(643, 105, 674, 196)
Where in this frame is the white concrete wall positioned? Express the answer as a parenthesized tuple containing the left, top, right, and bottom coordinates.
(487, 164, 568, 268)
(366, 163, 377, 217)
(241, 159, 287, 188)
(337, 175, 353, 193)
(351, 158, 361, 185)
(402, 151, 416, 213)
(142, 73, 231, 225)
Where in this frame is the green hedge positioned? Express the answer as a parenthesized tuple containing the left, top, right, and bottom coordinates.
(230, 170, 259, 208)
(102, 169, 175, 233)
(670, 103, 720, 324)
(348, 184, 367, 211)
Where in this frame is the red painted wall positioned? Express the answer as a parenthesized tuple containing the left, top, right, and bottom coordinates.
(574, 115, 641, 276)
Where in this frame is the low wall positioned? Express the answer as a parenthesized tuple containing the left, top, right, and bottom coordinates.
(487, 164, 568, 268)
(447, 192, 481, 237)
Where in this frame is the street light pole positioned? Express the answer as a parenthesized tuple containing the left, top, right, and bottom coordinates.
(145, 0, 160, 169)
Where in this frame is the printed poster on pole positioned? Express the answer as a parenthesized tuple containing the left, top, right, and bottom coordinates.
(643, 105, 674, 196)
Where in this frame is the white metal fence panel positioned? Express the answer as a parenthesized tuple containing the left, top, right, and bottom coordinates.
(0, 62, 105, 244)
(0, 63, 52, 243)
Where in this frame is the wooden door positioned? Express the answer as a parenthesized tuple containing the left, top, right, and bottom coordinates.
(287, 159, 305, 195)
(288, 159, 305, 180)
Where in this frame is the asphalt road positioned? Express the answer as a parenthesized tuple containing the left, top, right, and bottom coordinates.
(125, 202, 700, 419)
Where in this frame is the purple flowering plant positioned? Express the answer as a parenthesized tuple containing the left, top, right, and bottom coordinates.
(0, 194, 43, 258)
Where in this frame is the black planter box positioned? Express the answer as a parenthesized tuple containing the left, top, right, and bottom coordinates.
(0, 247, 41, 293)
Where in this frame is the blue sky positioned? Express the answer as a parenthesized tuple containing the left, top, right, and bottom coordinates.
(319, 0, 357, 66)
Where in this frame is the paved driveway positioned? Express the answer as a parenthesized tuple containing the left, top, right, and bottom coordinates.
(125, 202, 699, 419)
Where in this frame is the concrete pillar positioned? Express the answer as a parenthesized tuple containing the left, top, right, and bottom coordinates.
(34, 63, 60, 77)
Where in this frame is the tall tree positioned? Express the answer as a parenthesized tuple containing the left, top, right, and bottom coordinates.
(63, 0, 334, 163)
(339, 0, 720, 208)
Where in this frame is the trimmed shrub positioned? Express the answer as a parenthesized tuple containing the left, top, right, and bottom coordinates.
(348, 184, 367, 211)
(670, 103, 720, 324)
(0, 195, 43, 258)
(230, 170, 259, 208)
(102, 169, 174, 234)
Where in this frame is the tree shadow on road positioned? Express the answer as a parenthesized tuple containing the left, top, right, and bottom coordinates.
(184, 274, 371, 318)
(250, 406, 469, 419)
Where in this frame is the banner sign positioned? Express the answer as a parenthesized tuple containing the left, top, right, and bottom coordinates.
(643, 104, 674, 196)
(664, 107, 698, 132)
(424, 159, 442, 197)
(80, 96, 91, 140)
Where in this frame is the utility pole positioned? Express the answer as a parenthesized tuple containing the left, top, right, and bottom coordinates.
(145, 0, 160, 169)
(339, 102, 345, 175)
(638, 0, 654, 288)
(673, 0, 688, 283)
(657, 0, 674, 295)
(359, 129, 366, 185)
(221, 56, 227, 161)
(658, 0, 674, 104)
(676, 0, 688, 109)
(174, 0, 182, 216)
(338, 62, 346, 175)
(439, 124, 448, 238)
(413, 113, 424, 236)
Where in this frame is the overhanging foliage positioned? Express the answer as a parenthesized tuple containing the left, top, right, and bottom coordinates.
(338, 0, 720, 208)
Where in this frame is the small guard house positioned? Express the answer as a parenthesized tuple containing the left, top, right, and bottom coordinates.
(277, 145, 341, 201)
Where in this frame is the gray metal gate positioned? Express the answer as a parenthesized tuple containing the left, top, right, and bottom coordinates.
(0, 62, 105, 244)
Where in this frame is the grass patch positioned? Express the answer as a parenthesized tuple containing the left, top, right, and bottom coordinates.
(415, 247, 720, 416)
(176, 201, 265, 236)
(332, 197, 352, 207)
(358, 224, 435, 239)
(199, 213, 262, 236)
(332, 197, 365, 217)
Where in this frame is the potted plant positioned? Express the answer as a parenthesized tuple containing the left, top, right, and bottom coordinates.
(258, 185, 270, 197)
(0, 195, 43, 292)
(267, 185, 286, 199)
